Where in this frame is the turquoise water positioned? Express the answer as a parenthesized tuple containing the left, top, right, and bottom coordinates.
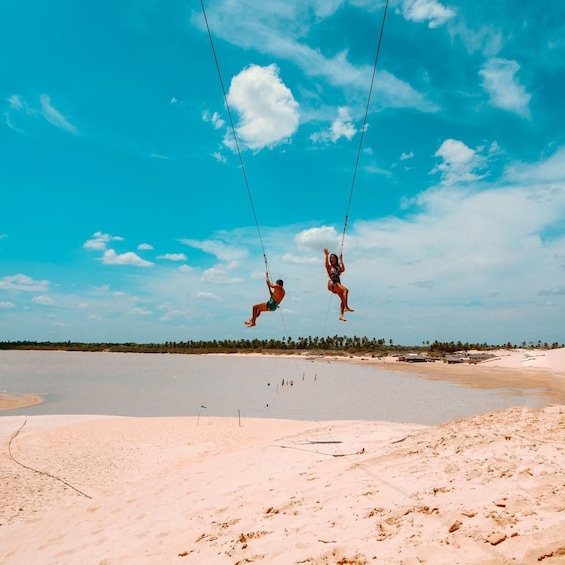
(0, 350, 546, 425)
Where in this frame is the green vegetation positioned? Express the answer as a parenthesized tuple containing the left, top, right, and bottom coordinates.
(0, 337, 562, 356)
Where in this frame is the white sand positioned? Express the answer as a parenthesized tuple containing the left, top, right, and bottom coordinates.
(1, 349, 565, 564)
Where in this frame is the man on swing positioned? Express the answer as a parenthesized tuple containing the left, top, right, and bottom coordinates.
(245, 272, 285, 328)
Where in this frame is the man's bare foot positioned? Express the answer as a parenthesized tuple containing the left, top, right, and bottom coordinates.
(339, 316, 347, 322)
(245, 320, 256, 327)
(345, 307, 355, 312)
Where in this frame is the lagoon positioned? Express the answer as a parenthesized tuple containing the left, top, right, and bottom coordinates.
(0, 350, 546, 425)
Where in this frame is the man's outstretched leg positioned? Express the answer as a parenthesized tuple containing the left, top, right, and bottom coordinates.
(245, 303, 266, 327)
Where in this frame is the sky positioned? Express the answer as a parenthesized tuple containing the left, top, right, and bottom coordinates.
(1, 0, 564, 346)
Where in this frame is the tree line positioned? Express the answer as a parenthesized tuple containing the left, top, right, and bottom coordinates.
(0, 337, 562, 355)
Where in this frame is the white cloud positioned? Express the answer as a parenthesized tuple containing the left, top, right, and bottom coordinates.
(281, 253, 319, 265)
(294, 225, 341, 251)
(399, 0, 456, 28)
(212, 151, 228, 164)
(364, 164, 392, 176)
(102, 249, 154, 267)
(505, 147, 565, 184)
(195, 2, 437, 115)
(178, 265, 193, 273)
(194, 291, 221, 301)
(137, 243, 154, 250)
(39, 94, 78, 133)
(400, 151, 414, 161)
(202, 110, 225, 130)
(32, 295, 55, 305)
(0, 274, 49, 292)
(84, 232, 124, 251)
(157, 253, 187, 261)
(0, 301, 16, 308)
(201, 262, 243, 284)
(479, 58, 531, 118)
(431, 138, 486, 185)
(5, 92, 78, 134)
(180, 238, 247, 261)
(310, 107, 357, 144)
(8, 95, 24, 110)
(130, 307, 151, 316)
(349, 180, 565, 304)
(4, 94, 34, 133)
(225, 64, 299, 151)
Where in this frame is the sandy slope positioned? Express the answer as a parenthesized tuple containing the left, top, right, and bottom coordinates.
(1, 405, 565, 564)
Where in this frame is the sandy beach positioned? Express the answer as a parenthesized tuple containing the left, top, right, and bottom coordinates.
(1, 349, 565, 564)
(356, 347, 565, 405)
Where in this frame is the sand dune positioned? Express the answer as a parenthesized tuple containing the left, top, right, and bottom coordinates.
(1, 405, 565, 564)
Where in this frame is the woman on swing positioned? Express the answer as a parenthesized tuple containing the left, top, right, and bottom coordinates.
(324, 248, 354, 321)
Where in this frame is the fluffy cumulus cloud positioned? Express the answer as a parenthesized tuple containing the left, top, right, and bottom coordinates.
(200, 262, 243, 284)
(0, 274, 49, 292)
(157, 253, 187, 261)
(102, 250, 154, 267)
(0, 301, 16, 308)
(479, 58, 531, 118)
(399, 0, 456, 28)
(137, 243, 154, 250)
(431, 139, 486, 185)
(294, 225, 341, 251)
(349, 180, 565, 301)
(84, 232, 124, 251)
(225, 64, 299, 151)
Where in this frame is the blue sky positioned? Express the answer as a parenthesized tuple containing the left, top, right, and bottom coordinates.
(1, 0, 564, 345)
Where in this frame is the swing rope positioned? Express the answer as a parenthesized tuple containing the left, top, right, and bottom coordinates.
(339, 0, 389, 258)
(200, 0, 269, 274)
(320, 0, 389, 339)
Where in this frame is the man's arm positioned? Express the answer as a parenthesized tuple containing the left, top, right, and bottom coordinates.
(266, 273, 275, 295)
